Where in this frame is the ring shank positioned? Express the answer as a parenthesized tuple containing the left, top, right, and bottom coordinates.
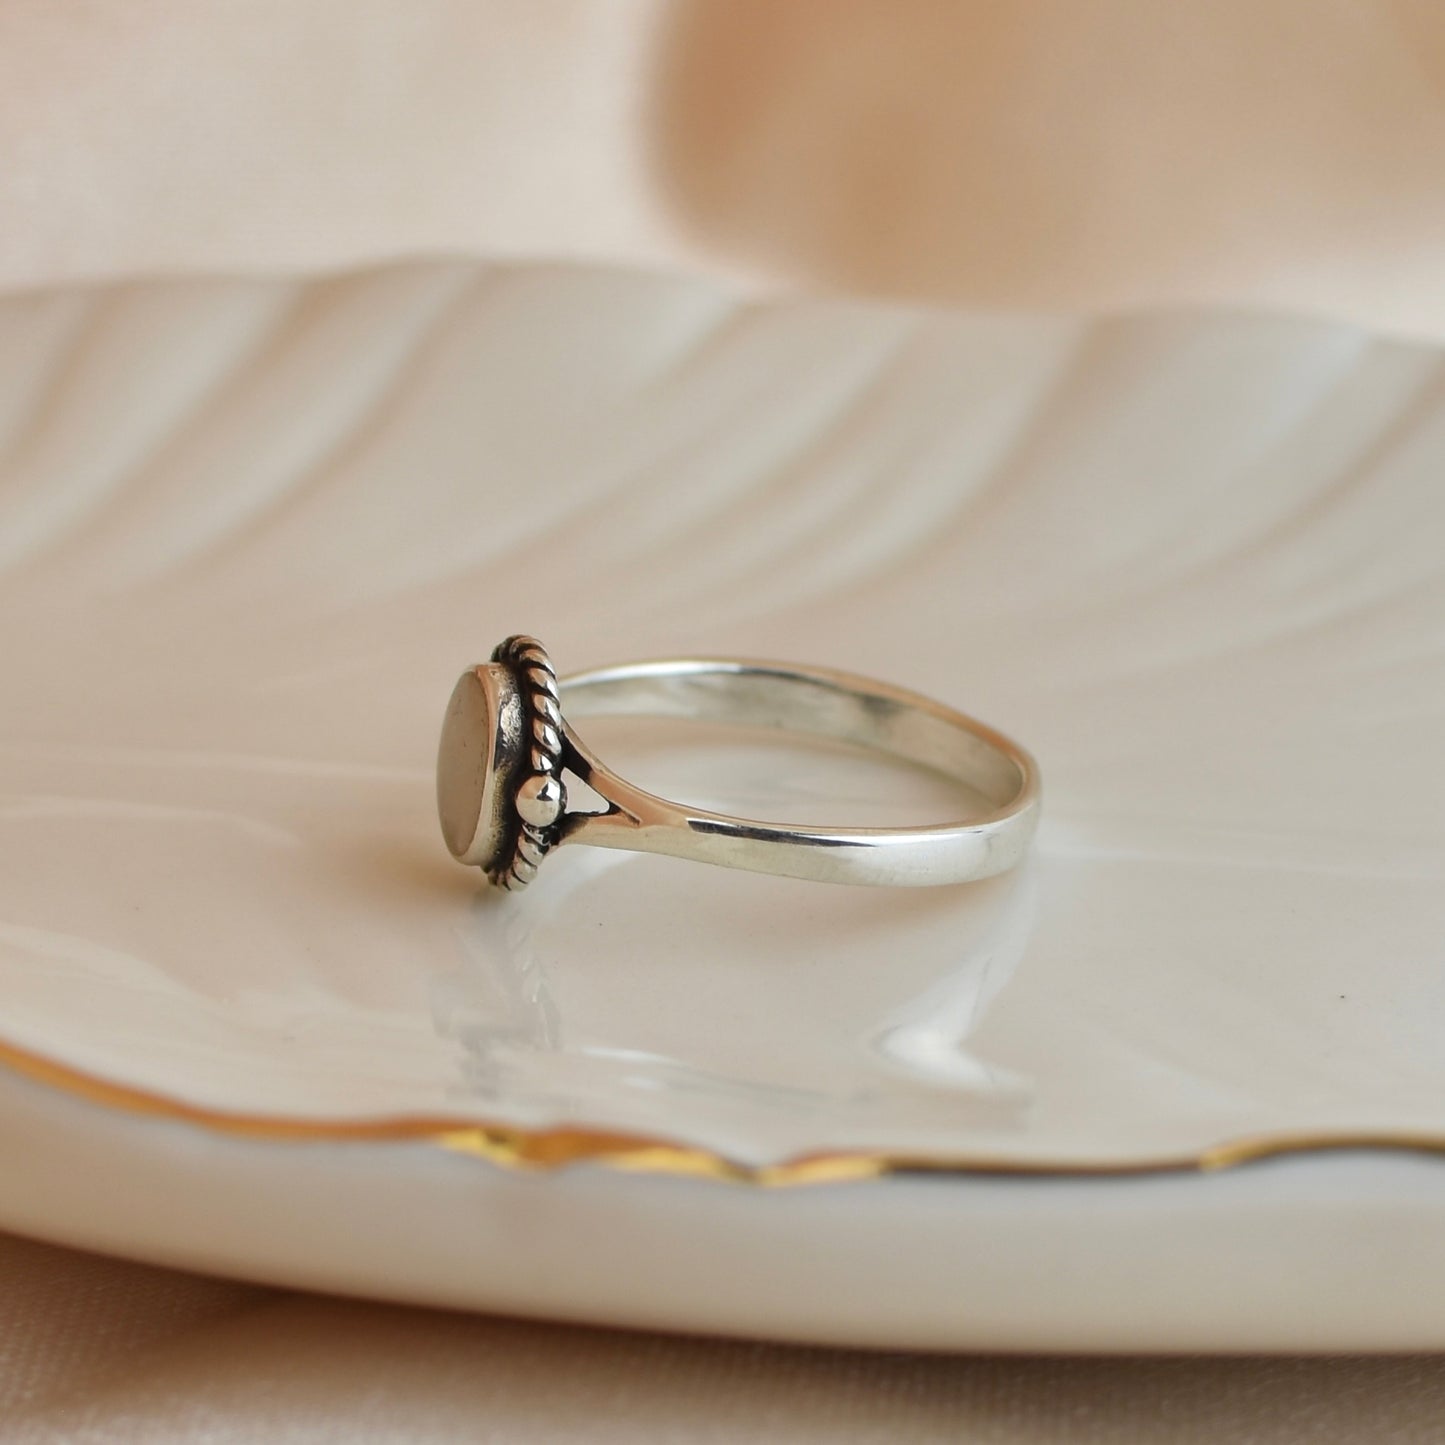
(557, 659, 1039, 887)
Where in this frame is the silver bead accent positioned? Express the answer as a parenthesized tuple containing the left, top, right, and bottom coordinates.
(517, 772, 566, 828)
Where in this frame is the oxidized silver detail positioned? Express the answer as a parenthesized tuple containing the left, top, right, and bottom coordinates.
(487, 634, 567, 891)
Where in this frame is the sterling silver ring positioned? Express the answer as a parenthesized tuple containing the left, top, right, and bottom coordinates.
(437, 635, 1040, 890)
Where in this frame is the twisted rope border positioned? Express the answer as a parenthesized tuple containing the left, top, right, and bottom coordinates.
(488, 634, 564, 890)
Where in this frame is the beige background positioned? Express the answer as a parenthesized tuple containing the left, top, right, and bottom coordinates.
(3, 1230, 1445, 1443)
(2, 1, 1445, 338)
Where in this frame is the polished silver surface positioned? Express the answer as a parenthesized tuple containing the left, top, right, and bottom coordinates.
(438, 636, 1040, 890)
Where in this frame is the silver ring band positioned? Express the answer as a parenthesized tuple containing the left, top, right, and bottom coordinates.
(437, 636, 1040, 890)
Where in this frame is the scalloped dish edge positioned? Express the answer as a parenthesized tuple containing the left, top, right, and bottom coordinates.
(6, 1032, 1445, 1187)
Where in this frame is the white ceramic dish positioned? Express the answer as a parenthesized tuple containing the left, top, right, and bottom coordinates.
(1, 261, 1443, 1349)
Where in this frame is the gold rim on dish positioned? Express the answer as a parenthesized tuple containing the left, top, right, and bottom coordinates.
(4, 1032, 1444, 1187)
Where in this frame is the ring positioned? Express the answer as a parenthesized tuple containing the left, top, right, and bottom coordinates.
(436, 635, 1040, 891)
